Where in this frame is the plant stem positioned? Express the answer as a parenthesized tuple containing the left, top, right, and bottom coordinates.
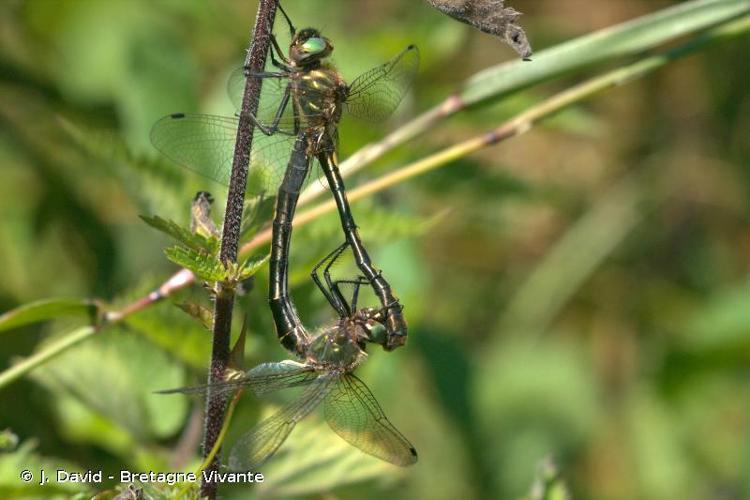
(202, 1, 278, 498)
(174, 390, 243, 499)
(0, 326, 95, 389)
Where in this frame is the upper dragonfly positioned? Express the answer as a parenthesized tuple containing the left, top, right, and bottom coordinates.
(150, 11, 419, 354)
(150, 29, 418, 189)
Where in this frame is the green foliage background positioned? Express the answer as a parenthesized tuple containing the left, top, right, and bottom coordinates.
(1, 0, 749, 499)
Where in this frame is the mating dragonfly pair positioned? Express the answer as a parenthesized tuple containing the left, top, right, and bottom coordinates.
(152, 6, 418, 469)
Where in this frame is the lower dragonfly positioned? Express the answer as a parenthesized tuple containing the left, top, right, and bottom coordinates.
(157, 250, 417, 469)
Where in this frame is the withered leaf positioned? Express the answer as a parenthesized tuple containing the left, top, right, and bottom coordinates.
(424, 0, 533, 60)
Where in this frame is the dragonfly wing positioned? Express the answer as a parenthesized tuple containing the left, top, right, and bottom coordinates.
(323, 373, 418, 466)
(154, 378, 249, 400)
(345, 45, 420, 123)
(149, 112, 300, 193)
(154, 360, 317, 399)
(244, 360, 319, 395)
(227, 374, 336, 471)
(150, 113, 237, 186)
(227, 69, 299, 135)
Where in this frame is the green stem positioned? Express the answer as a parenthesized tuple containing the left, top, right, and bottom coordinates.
(198, 390, 242, 474)
(174, 390, 243, 499)
(0, 326, 95, 389)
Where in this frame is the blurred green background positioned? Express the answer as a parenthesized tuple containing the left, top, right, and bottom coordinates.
(1, 0, 749, 499)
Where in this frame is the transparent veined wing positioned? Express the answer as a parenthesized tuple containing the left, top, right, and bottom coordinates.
(245, 360, 319, 395)
(227, 69, 298, 134)
(227, 374, 337, 471)
(150, 111, 300, 192)
(154, 360, 318, 400)
(344, 45, 419, 123)
(323, 373, 417, 466)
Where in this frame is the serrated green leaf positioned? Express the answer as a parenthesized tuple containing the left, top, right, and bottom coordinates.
(125, 301, 211, 371)
(32, 330, 188, 443)
(237, 254, 270, 281)
(140, 214, 218, 253)
(0, 298, 97, 333)
(164, 246, 227, 282)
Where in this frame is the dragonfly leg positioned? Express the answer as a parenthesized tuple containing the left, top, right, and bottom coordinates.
(268, 35, 294, 71)
(277, 3, 296, 38)
(240, 84, 295, 137)
(246, 70, 289, 78)
(318, 151, 408, 351)
(269, 135, 312, 355)
(332, 276, 370, 312)
(311, 242, 350, 318)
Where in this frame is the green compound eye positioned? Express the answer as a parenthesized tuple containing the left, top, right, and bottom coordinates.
(302, 37, 326, 54)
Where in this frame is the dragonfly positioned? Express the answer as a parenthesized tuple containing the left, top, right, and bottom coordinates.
(157, 254, 418, 470)
(150, 7, 419, 355)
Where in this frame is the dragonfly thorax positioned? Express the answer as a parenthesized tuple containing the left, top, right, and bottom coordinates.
(305, 317, 369, 371)
(292, 66, 347, 135)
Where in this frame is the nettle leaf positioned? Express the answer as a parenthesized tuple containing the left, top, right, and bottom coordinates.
(357, 204, 442, 243)
(175, 301, 214, 331)
(236, 254, 270, 281)
(32, 330, 187, 443)
(140, 214, 219, 254)
(123, 293, 211, 370)
(164, 246, 227, 282)
(0, 298, 98, 333)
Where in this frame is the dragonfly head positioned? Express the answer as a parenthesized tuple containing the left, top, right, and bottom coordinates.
(290, 28, 333, 66)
